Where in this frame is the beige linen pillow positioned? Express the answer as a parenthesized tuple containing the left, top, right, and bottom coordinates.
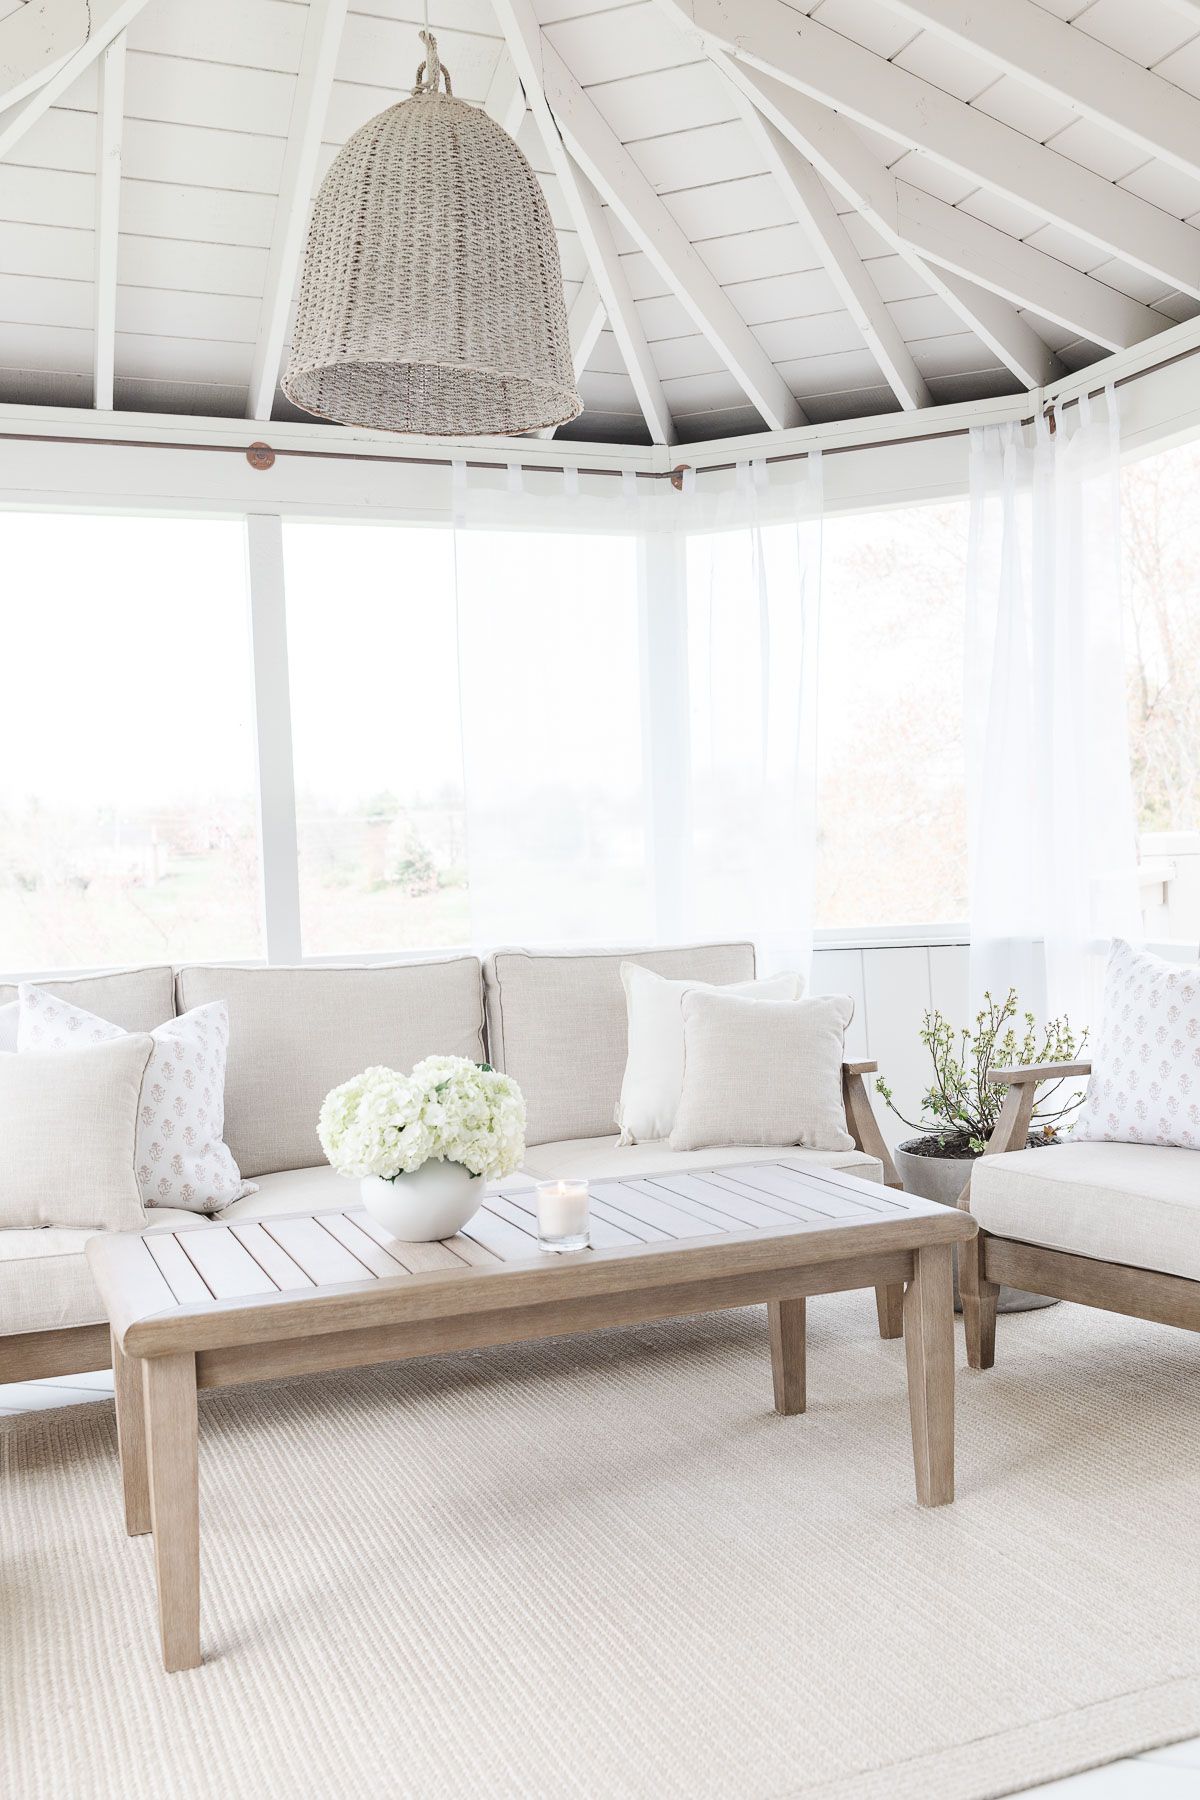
(670, 990, 855, 1153)
(0, 1034, 153, 1231)
(616, 962, 804, 1144)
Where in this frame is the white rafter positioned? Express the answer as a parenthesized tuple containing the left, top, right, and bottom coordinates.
(0, 0, 151, 158)
(537, 274, 606, 439)
(875, 0, 1200, 183)
(566, 274, 605, 380)
(733, 65, 1164, 354)
(246, 0, 349, 423)
(483, 51, 527, 139)
(493, 0, 804, 433)
(92, 34, 125, 411)
(732, 62, 1062, 388)
(659, 0, 1200, 301)
(732, 89, 931, 409)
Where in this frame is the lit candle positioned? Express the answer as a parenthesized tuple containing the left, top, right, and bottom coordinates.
(535, 1179, 591, 1251)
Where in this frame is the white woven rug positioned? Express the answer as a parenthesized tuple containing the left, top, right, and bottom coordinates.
(4, 1292, 1200, 1800)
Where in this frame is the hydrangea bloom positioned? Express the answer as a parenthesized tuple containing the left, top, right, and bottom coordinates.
(318, 1057, 526, 1182)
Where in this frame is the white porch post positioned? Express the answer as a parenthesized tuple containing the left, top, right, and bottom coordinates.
(638, 529, 691, 942)
(245, 512, 303, 963)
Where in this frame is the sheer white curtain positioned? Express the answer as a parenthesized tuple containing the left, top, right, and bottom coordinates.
(966, 391, 1140, 1026)
(679, 457, 823, 974)
(451, 455, 823, 975)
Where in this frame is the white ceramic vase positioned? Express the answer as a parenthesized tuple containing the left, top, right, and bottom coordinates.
(359, 1161, 481, 1243)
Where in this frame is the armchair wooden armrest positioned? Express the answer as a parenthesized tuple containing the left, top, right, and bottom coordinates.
(986, 1061, 1092, 1086)
(840, 1060, 900, 1190)
(960, 1061, 1092, 1215)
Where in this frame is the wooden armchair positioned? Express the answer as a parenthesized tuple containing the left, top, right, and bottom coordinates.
(956, 1059, 1200, 1369)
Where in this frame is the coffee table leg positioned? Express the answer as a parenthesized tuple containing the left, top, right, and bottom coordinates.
(111, 1330, 150, 1537)
(874, 1284, 904, 1340)
(768, 1297, 806, 1415)
(142, 1352, 201, 1672)
(903, 1243, 955, 1507)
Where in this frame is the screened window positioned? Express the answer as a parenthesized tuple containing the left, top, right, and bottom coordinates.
(816, 501, 969, 931)
(283, 523, 467, 956)
(0, 513, 262, 969)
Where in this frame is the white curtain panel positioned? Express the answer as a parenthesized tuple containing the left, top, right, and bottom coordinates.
(453, 456, 822, 974)
(681, 457, 823, 974)
(966, 391, 1140, 1028)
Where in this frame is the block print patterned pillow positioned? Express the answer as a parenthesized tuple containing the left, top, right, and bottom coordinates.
(1073, 940, 1200, 1149)
(18, 986, 254, 1213)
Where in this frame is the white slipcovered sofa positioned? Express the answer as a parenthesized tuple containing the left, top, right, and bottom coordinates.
(1, 941, 895, 1384)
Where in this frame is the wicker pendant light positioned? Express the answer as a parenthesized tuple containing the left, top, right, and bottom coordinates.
(283, 31, 582, 438)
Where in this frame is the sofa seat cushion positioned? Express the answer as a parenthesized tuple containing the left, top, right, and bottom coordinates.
(971, 1142, 1200, 1281)
(521, 1136, 885, 1185)
(217, 1164, 354, 1221)
(0, 1209, 209, 1337)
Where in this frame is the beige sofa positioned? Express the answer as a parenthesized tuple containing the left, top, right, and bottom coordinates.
(1, 941, 896, 1384)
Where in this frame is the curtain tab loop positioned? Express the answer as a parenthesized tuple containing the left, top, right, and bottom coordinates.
(563, 464, 579, 499)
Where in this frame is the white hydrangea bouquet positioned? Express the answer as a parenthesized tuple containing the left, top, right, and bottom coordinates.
(318, 1057, 526, 1243)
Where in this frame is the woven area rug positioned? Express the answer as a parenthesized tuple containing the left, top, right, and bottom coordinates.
(4, 1293, 1200, 1800)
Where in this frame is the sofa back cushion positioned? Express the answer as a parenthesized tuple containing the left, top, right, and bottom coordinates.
(175, 959, 486, 1178)
(0, 965, 175, 1034)
(484, 942, 756, 1146)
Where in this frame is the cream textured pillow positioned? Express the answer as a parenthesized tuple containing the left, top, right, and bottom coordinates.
(1074, 940, 1200, 1148)
(670, 990, 855, 1154)
(18, 987, 254, 1213)
(0, 1034, 152, 1231)
(615, 963, 804, 1144)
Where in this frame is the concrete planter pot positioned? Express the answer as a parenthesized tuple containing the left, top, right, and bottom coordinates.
(893, 1141, 1058, 1314)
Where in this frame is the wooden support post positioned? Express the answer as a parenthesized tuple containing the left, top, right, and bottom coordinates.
(904, 1242, 955, 1506)
(143, 1353, 201, 1672)
(111, 1330, 150, 1537)
(768, 1296, 806, 1414)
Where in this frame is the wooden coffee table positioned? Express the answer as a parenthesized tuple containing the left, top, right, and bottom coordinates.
(87, 1160, 975, 1671)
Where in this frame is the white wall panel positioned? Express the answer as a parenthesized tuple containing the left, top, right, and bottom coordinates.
(860, 946, 934, 1150)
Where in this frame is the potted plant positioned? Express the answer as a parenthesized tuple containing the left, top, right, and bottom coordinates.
(876, 989, 1086, 1312)
(318, 1055, 526, 1242)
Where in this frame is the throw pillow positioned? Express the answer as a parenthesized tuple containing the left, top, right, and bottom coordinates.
(0, 1034, 152, 1231)
(1073, 940, 1200, 1148)
(616, 963, 804, 1144)
(0, 999, 16, 1053)
(669, 990, 855, 1154)
(18, 986, 254, 1213)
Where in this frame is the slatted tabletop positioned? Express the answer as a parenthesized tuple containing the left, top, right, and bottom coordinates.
(87, 1162, 975, 1375)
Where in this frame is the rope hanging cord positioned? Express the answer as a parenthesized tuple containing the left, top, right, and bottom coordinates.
(283, 31, 581, 438)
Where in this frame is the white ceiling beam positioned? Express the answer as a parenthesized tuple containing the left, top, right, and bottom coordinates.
(483, 51, 527, 139)
(733, 90, 931, 409)
(537, 274, 605, 438)
(732, 63, 1062, 387)
(0, 0, 151, 158)
(567, 274, 605, 380)
(92, 35, 125, 411)
(511, 32, 675, 449)
(737, 66, 1165, 353)
(491, 0, 684, 443)
(246, 0, 349, 423)
(874, 0, 1200, 183)
(496, 6, 804, 432)
(660, 0, 1200, 301)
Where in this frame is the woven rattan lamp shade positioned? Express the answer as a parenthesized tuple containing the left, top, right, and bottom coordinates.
(283, 33, 582, 437)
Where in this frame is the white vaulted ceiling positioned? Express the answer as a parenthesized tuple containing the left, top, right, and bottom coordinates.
(1, 0, 1199, 445)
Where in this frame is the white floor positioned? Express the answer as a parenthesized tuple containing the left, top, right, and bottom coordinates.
(2, 1374, 1197, 1798)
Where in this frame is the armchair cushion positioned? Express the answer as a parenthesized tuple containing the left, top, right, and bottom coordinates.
(971, 1141, 1200, 1282)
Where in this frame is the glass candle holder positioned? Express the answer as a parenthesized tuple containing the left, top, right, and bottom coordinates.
(534, 1179, 591, 1253)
